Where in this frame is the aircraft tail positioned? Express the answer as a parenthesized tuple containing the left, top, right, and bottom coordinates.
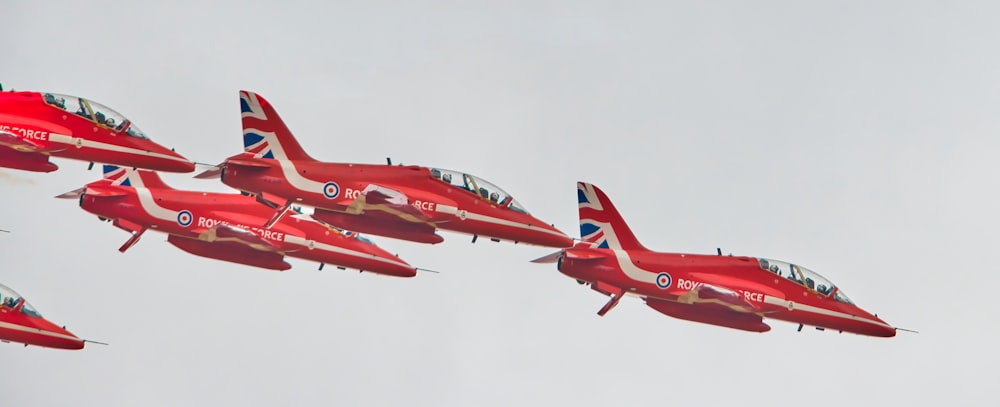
(102, 165, 172, 189)
(239, 90, 315, 162)
(576, 182, 648, 251)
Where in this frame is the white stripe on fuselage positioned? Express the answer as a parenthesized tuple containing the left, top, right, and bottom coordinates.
(252, 156, 568, 242)
(47, 133, 188, 164)
(247, 129, 326, 192)
(0, 319, 81, 343)
(760, 295, 892, 329)
(438, 205, 570, 240)
(282, 235, 411, 270)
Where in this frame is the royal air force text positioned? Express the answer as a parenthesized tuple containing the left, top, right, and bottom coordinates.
(196, 216, 285, 241)
(676, 278, 766, 303)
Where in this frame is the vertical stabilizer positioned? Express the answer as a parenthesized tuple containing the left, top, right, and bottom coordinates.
(239, 90, 315, 161)
(576, 182, 648, 251)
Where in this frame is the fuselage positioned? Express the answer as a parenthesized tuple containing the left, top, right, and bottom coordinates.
(0, 299, 83, 350)
(77, 180, 416, 277)
(219, 154, 573, 247)
(559, 244, 896, 337)
(0, 91, 194, 172)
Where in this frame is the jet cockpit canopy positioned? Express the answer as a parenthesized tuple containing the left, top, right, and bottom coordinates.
(757, 258, 853, 304)
(43, 93, 149, 139)
(429, 168, 529, 214)
(0, 283, 42, 317)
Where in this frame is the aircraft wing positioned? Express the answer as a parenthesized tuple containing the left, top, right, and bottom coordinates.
(197, 223, 282, 252)
(348, 184, 436, 225)
(0, 130, 45, 153)
(676, 283, 764, 313)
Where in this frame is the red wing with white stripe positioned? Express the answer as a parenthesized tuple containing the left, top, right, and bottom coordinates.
(197, 223, 280, 252)
(0, 130, 58, 172)
(0, 130, 46, 152)
(348, 184, 437, 224)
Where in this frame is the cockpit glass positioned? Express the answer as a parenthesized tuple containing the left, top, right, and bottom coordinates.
(86, 99, 128, 132)
(757, 258, 839, 298)
(124, 121, 148, 139)
(44, 93, 87, 119)
(43, 93, 147, 138)
(428, 168, 530, 214)
(834, 288, 853, 304)
(0, 283, 42, 317)
(20, 300, 42, 318)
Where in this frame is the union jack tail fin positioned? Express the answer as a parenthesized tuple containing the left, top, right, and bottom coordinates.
(576, 182, 648, 251)
(102, 165, 172, 189)
(239, 90, 315, 162)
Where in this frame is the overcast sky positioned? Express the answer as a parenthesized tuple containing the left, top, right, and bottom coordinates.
(2, 1, 997, 405)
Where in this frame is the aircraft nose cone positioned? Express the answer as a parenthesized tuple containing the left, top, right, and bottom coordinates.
(873, 317, 897, 338)
(157, 148, 196, 173)
(527, 223, 574, 248)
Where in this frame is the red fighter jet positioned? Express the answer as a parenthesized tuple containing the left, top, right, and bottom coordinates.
(0, 283, 93, 350)
(59, 166, 417, 277)
(0, 86, 195, 173)
(196, 91, 572, 247)
(533, 182, 904, 337)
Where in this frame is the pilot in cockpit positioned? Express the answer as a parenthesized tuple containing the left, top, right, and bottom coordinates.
(442, 173, 452, 183)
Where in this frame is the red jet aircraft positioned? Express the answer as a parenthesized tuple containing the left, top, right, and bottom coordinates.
(1, 283, 87, 350)
(59, 166, 417, 277)
(0, 87, 195, 173)
(533, 182, 901, 337)
(196, 91, 572, 247)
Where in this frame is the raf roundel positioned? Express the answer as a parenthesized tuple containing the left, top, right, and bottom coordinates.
(655, 272, 672, 289)
(323, 182, 340, 199)
(177, 210, 193, 227)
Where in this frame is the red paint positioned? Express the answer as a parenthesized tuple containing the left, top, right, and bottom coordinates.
(200, 91, 572, 247)
(0, 90, 194, 173)
(0, 284, 85, 350)
(68, 167, 417, 278)
(538, 183, 897, 337)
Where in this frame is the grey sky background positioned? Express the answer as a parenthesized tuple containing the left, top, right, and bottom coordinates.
(2, 1, 996, 405)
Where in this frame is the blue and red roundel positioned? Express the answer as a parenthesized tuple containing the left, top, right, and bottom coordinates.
(177, 210, 193, 227)
(655, 272, 672, 289)
(323, 182, 340, 199)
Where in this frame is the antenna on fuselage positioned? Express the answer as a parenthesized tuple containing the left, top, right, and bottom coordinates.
(717, 248, 722, 256)
(386, 157, 392, 165)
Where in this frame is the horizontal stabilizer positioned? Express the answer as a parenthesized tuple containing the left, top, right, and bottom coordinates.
(54, 187, 86, 199)
(530, 251, 563, 264)
(565, 249, 608, 261)
(194, 165, 224, 179)
(83, 185, 129, 198)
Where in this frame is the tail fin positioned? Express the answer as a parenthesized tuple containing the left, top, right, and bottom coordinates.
(102, 165, 172, 189)
(239, 90, 315, 161)
(576, 182, 648, 251)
